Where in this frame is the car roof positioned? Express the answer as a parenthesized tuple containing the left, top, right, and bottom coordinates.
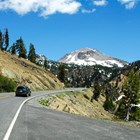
(17, 86, 28, 88)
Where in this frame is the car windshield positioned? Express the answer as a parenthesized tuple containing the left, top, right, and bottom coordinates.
(17, 86, 26, 90)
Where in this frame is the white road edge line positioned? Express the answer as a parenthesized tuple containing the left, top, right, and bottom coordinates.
(3, 88, 83, 140)
(3, 94, 49, 140)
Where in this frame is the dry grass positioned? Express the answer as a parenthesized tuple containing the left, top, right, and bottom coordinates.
(0, 50, 64, 91)
(39, 88, 140, 127)
(39, 89, 114, 120)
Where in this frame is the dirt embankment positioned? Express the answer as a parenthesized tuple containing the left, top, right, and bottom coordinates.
(39, 89, 140, 127)
(39, 89, 114, 120)
(0, 51, 64, 90)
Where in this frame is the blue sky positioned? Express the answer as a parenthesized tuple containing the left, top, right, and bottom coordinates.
(0, 0, 140, 62)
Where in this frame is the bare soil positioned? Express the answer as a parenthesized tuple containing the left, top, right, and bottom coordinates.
(0, 50, 64, 90)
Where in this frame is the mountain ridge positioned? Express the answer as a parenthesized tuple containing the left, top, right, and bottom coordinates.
(59, 48, 128, 67)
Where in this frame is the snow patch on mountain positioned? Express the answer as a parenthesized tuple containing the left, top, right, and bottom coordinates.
(59, 48, 128, 67)
(36, 54, 47, 65)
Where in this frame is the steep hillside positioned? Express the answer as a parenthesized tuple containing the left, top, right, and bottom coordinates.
(39, 89, 114, 120)
(0, 50, 64, 91)
(38, 89, 140, 127)
(111, 60, 140, 89)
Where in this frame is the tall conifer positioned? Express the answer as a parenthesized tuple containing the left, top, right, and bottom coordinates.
(28, 43, 36, 63)
(118, 69, 140, 121)
(16, 37, 27, 58)
(4, 28, 9, 51)
(0, 30, 3, 50)
(11, 43, 16, 55)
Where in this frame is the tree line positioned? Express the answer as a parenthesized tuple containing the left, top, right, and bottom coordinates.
(91, 69, 140, 121)
(0, 28, 36, 63)
(46, 60, 140, 121)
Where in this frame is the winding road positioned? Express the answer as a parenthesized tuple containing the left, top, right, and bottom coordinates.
(0, 89, 140, 140)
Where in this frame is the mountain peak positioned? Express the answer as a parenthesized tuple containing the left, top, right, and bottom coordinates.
(76, 47, 97, 52)
(59, 48, 128, 67)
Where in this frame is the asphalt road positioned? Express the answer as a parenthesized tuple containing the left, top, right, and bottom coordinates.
(0, 89, 140, 140)
(0, 88, 84, 140)
(0, 92, 26, 139)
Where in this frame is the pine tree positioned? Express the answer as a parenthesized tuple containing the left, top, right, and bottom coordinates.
(44, 59, 50, 69)
(28, 43, 36, 63)
(84, 75, 91, 88)
(58, 64, 66, 83)
(103, 84, 115, 111)
(0, 30, 3, 50)
(4, 28, 9, 51)
(91, 82, 102, 102)
(103, 95, 115, 111)
(11, 43, 16, 55)
(119, 69, 140, 121)
(16, 37, 27, 58)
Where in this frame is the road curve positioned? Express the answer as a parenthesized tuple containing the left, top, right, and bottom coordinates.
(1, 89, 140, 140)
(10, 101, 140, 140)
(0, 88, 84, 140)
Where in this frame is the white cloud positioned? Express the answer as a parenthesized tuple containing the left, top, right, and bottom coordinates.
(0, 0, 81, 17)
(82, 8, 96, 14)
(0, 0, 139, 17)
(118, 0, 138, 9)
(93, 0, 107, 6)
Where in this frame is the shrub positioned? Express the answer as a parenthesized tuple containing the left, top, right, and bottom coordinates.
(0, 75, 16, 92)
(103, 96, 115, 111)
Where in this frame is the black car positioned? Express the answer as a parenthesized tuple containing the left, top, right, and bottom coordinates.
(15, 86, 31, 97)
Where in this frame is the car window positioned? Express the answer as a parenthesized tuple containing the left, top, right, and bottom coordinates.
(17, 86, 26, 90)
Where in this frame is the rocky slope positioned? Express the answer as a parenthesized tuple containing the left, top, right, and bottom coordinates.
(0, 50, 64, 91)
(39, 89, 114, 120)
(38, 89, 140, 127)
(59, 48, 128, 67)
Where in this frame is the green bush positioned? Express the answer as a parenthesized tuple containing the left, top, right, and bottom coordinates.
(0, 75, 16, 92)
(131, 108, 140, 121)
(103, 96, 115, 111)
(39, 98, 50, 106)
